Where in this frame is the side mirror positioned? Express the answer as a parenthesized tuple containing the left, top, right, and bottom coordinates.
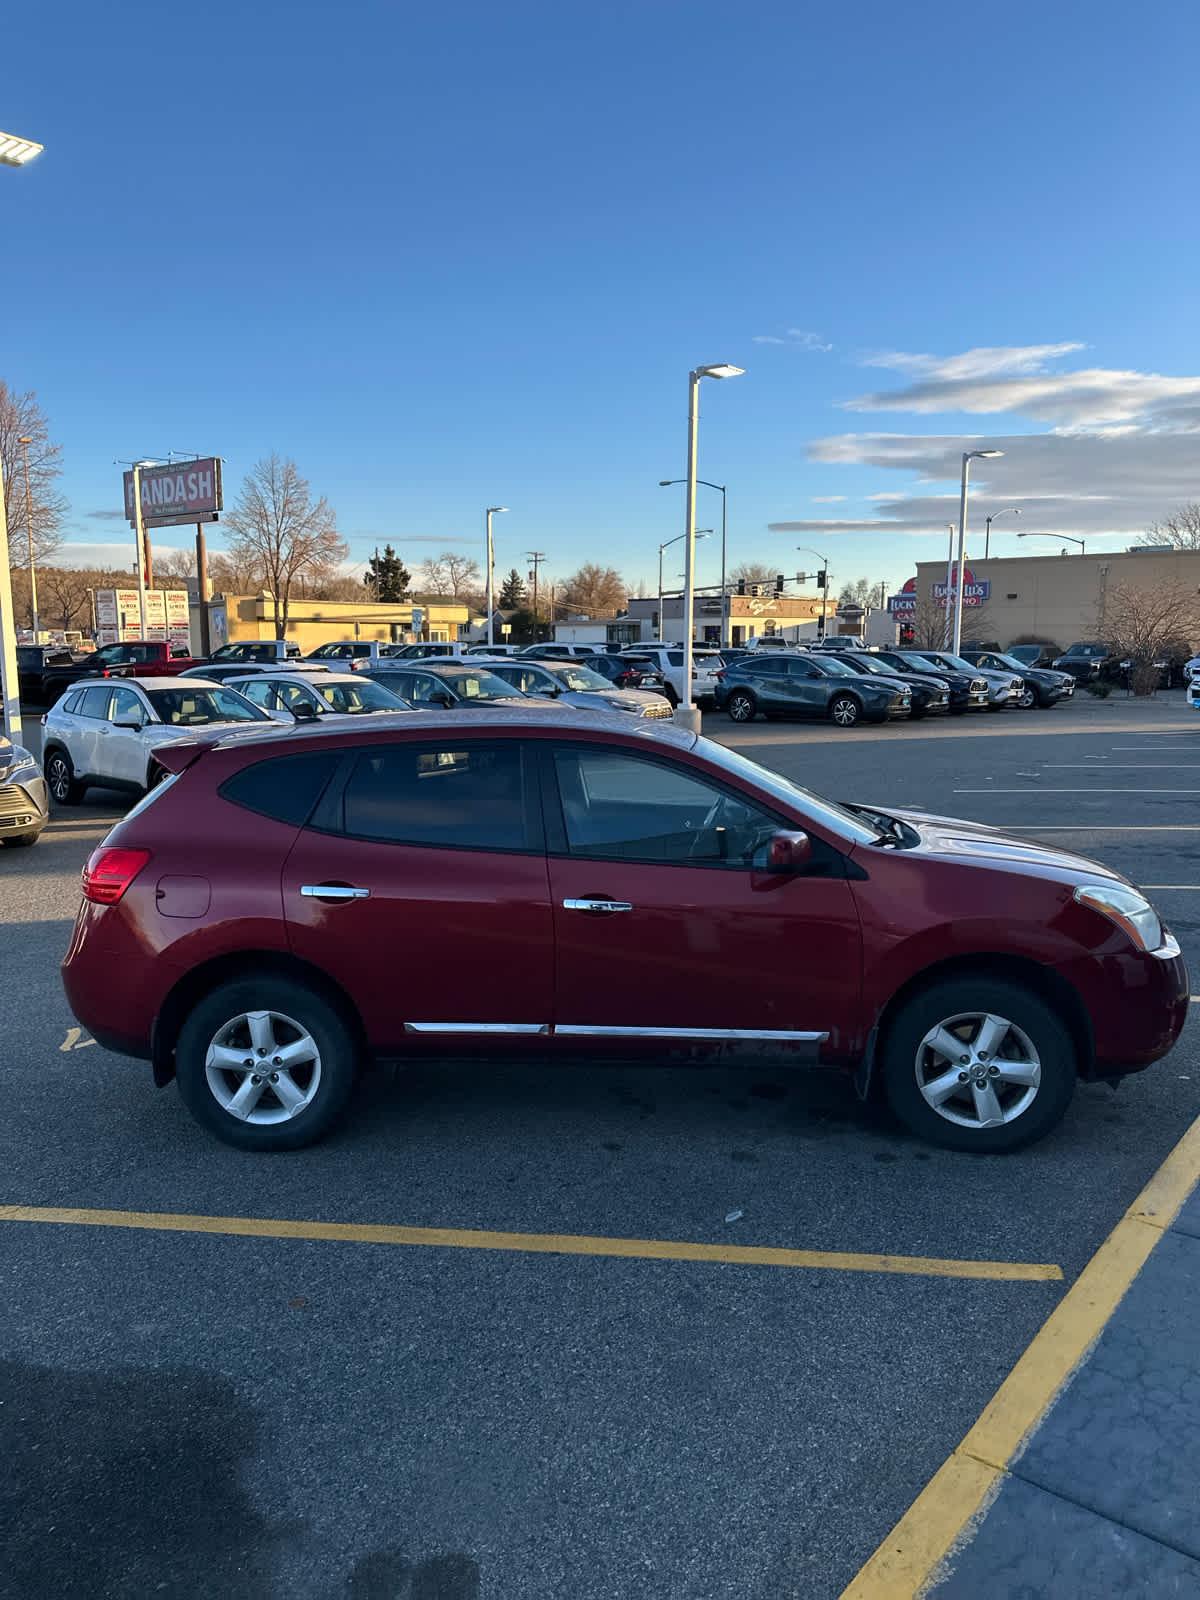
(430, 692, 454, 708)
(766, 830, 812, 872)
(112, 715, 142, 730)
(290, 701, 320, 722)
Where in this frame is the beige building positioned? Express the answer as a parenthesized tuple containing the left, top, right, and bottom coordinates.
(627, 590, 829, 645)
(912, 547, 1200, 648)
(192, 592, 470, 654)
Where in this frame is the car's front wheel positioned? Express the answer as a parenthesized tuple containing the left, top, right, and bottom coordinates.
(45, 749, 85, 806)
(880, 976, 1076, 1152)
(1016, 685, 1037, 709)
(829, 693, 862, 728)
(174, 978, 360, 1151)
(1, 831, 41, 848)
(726, 690, 757, 723)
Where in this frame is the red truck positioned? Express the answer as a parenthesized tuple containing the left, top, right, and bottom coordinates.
(41, 640, 208, 703)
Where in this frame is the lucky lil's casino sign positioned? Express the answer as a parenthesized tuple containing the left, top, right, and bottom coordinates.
(889, 568, 991, 613)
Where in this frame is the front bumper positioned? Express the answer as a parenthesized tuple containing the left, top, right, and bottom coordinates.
(1089, 937, 1190, 1076)
(0, 775, 49, 836)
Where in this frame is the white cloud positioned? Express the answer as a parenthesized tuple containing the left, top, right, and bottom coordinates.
(768, 342, 1200, 542)
(810, 494, 845, 502)
(752, 329, 832, 352)
(53, 540, 199, 571)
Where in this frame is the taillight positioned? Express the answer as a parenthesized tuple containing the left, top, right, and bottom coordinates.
(82, 847, 151, 905)
(715, 671, 727, 681)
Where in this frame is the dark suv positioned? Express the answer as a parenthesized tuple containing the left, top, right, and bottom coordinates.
(1052, 642, 1117, 683)
(713, 654, 910, 726)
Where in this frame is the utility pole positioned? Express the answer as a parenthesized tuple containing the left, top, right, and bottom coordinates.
(18, 436, 38, 642)
(527, 551, 546, 642)
(195, 525, 211, 656)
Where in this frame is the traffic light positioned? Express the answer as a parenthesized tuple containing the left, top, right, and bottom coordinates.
(736, 580, 746, 596)
(775, 574, 785, 594)
(816, 570, 827, 589)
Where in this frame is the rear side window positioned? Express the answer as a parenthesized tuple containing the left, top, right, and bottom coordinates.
(220, 752, 341, 826)
(79, 685, 113, 718)
(60, 689, 84, 714)
(340, 743, 533, 851)
(667, 652, 684, 666)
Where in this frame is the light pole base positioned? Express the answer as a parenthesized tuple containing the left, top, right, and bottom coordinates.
(674, 705, 702, 736)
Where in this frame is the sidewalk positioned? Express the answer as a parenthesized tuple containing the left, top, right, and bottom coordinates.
(844, 1117, 1200, 1598)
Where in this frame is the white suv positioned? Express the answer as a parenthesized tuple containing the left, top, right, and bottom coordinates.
(617, 645, 725, 706)
(42, 676, 275, 803)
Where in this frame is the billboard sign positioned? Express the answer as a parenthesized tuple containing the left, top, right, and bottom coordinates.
(932, 565, 990, 609)
(124, 458, 223, 529)
(95, 587, 190, 643)
(887, 577, 917, 615)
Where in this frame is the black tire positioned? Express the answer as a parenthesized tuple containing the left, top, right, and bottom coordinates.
(828, 693, 862, 729)
(45, 748, 85, 806)
(1016, 685, 1037, 709)
(879, 976, 1076, 1153)
(1035, 690, 1055, 708)
(1, 831, 41, 848)
(175, 977, 360, 1151)
(146, 762, 171, 790)
(908, 703, 927, 720)
(727, 690, 757, 723)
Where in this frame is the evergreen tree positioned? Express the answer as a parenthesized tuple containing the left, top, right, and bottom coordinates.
(498, 566, 527, 608)
(364, 544, 411, 602)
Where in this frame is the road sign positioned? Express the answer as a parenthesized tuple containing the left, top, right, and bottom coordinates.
(411, 607, 424, 632)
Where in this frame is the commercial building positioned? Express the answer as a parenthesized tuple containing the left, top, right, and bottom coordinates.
(625, 590, 831, 645)
(910, 547, 1200, 648)
(190, 592, 470, 654)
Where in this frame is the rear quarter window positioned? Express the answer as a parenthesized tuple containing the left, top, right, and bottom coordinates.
(219, 752, 341, 826)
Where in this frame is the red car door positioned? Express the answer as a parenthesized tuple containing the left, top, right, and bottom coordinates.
(542, 741, 863, 1050)
(282, 734, 554, 1052)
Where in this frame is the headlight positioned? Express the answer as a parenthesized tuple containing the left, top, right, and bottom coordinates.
(0, 745, 38, 783)
(603, 697, 633, 712)
(1074, 883, 1164, 952)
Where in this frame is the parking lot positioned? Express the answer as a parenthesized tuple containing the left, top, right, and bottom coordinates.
(2, 693, 1198, 1599)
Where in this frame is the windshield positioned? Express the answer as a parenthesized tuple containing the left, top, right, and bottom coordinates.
(438, 667, 521, 700)
(898, 652, 952, 672)
(985, 653, 1027, 673)
(810, 657, 857, 676)
(695, 737, 883, 845)
(147, 686, 269, 725)
(839, 654, 888, 675)
(316, 679, 408, 712)
(553, 665, 613, 691)
(928, 653, 976, 673)
(1008, 645, 1042, 663)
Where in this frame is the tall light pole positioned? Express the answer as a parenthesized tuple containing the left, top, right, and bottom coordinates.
(984, 506, 1020, 559)
(944, 523, 956, 646)
(796, 547, 830, 640)
(657, 532, 709, 641)
(0, 129, 42, 739)
(485, 507, 507, 647)
(1019, 531, 1085, 554)
(951, 449, 1004, 655)
(680, 365, 743, 729)
(18, 437, 38, 642)
(131, 461, 157, 639)
(660, 478, 727, 647)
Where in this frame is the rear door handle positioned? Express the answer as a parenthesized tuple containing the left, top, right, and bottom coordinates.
(562, 897, 634, 913)
(300, 884, 370, 901)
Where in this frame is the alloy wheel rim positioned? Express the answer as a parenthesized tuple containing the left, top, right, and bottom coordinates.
(204, 1009, 323, 1125)
(1019, 688, 1035, 708)
(832, 698, 857, 725)
(730, 695, 753, 721)
(914, 1011, 1041, 1129)
(48, 757, 70, 800)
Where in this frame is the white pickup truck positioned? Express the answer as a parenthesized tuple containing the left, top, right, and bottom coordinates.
(618, 644, 725, 706)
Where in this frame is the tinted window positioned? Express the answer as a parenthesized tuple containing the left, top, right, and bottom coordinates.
(667, 652, 684, 667)
(221, 752, 341, 826)
(78, 685, 113, 718)
(341, 743, 531, 850)
(744, 657, 785, 675)
(60, 689, 84, 714)
(552, 748, 778, 867)
(315, 679, 405, 713)
(109, 686, 144, 724)
(146, 687, 269, 725)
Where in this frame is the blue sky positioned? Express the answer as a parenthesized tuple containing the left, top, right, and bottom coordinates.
(6, 0, 1200, 597)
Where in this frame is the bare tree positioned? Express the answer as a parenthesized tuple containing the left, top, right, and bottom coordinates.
(417, 551, 482, 599)
(207, 548, 267, 596)
(1097, 578, 1200, 694)
(38, 568, 94, 631)
(222, 454, 347, 637)
(731, 561, 778, 589)
(1143, 503, 1200, 550)
(153, 548, 197, 585)
(0, 382, 67, 569)
(559, 563, 626, 616)
(837, 576, 875, 606)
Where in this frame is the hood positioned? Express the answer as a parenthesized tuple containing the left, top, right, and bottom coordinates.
(886, 806, 1126, 885)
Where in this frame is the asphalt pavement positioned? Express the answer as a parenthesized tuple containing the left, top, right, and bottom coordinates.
(2, 694, 1198, 1599)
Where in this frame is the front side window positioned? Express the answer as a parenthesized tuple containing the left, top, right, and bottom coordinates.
(437, 668, 519, 701)
(78, 685, 113, 719)
(557, 665, 610, 691)
(109, 686, 145, 725)
(316, 679, 404, 713)
(341, 743, 532, 851)
(146, 687, 270, 725)
(552, 748, 781, 867)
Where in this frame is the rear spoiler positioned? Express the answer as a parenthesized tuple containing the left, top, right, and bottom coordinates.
(150, 736, 224, 776)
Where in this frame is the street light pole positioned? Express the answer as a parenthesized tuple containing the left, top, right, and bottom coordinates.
(1018, 531, 1084, 554)
(679, 366, 743, 730)
(796, 547, 830, 640)
(660, 478, 728, 647)
(951, 450, 1004, 656)
(984, 506, 1020, 559)
(18, 436, 38, 642)
(131, 461, 156, 639)
(485, 506, 507, 647)
(658, 531, 710, 642)
(944, 523, 956, 647)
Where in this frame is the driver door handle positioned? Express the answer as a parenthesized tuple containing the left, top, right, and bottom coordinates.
(301, 884, 370, 901)
(563, 897, 634, 913)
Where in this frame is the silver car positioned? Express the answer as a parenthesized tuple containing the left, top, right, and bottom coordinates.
(0, 733, 49, 847)
(910, 650, 1024, 709)
(477, 657, 675, 719)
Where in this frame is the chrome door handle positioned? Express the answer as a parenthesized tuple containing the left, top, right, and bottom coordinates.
(562, 897, 634, 913)
(300, 884, 370, 900)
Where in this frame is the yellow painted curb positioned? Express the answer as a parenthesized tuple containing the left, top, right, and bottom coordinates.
(0, 1205, 1061, 1281)
(841, 1111, 1200, 1598)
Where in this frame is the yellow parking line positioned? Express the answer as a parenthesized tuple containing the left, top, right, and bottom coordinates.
(0, 1205, 1062, 1281)
(841, 1111, 1200, 1598)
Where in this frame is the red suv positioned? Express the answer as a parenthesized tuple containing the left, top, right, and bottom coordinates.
(62, 710, 1188, 1154)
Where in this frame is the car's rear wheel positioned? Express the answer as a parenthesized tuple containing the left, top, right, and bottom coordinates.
(880, 976, 1076, 1152)
(146, 762, 172, 790)
(727, 690, 757, 723)
(829, 693, 862, 728)
(45, 749, 85, 806)
(174, 978, 359, 1151)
